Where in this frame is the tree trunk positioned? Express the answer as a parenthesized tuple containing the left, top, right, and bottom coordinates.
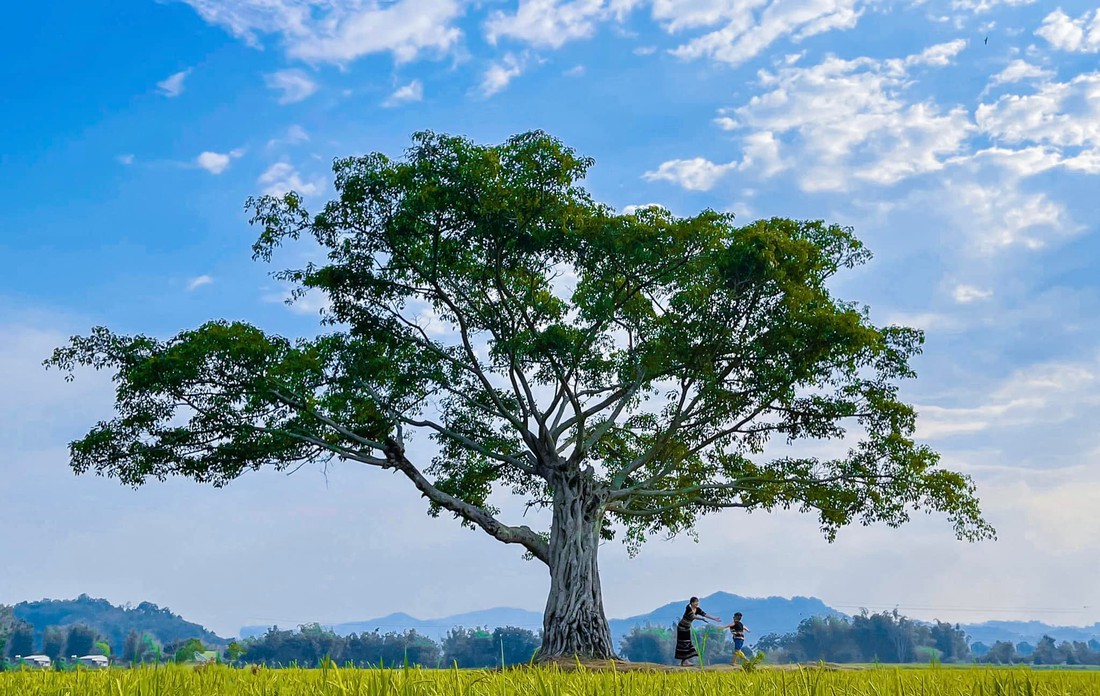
(539, 467, 616, 660)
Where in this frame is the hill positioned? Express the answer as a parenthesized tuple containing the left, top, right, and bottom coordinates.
(12, 594, 226, 652)
(607, 591, 845, 646)
(240, 593, 845, 647)
(958, 620, 1100, 647)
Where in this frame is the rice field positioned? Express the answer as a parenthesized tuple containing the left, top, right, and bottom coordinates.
(2, 663, 1100, 695)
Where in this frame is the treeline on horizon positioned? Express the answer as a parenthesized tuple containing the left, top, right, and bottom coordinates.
(6, 605, 1100, 668)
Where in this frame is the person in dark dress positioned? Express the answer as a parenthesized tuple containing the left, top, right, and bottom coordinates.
(675, 596, 720, 666)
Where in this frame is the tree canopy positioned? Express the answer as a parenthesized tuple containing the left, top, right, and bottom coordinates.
(47, 130, 993, 659)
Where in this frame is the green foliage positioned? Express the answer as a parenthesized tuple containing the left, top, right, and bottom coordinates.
(619, 625, 675, 664)
(225, 641, 245, 663)
(172, 638, 204, 663)
(45, 130, 992, 550)
(40, 627, 65, 661)
(3, 623, 32, 659)
(63, 624, 98, 659)
(774, 611, 975, 664)
(242, 625, 440, 668)
(437, 626, 541, 668)
(45, 131, 994, 658)
(11, 595, 222, 658)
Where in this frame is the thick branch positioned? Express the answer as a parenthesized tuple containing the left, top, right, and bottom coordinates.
(383, 438, 550, 564)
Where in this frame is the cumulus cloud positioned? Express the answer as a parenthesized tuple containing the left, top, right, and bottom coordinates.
(1036, 8, 1100, 53)
(720, 43, 973, 191)
(976, 72, 1100, 159)
(988, 59, 1054, 86)
(382, 79, 423, 107)
(258, 162, 324, 197)
(179, 0, 463, 64)
(486, 0, 635, 49)
(156, 69, 191, 97)
(642, 157, 736, 191)
(195, 148, 244, 175)
(265, 69, 318, 104)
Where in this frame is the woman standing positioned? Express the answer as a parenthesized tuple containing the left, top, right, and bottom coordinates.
(675, 597, 720, 666)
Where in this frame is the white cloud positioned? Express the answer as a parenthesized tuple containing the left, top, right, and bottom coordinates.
(116, 154, 135, 165)
(486, 0, 636, 49)
(917, 359, 1100, 440)
(267, 125, 310, 149)
(988, 59, 1053, 86)
(1036, 8, 1100, 53)
(265, 69, 318, 104)
(383, 79, 423, 107)
(286, 124, 309, 143)
(179, 0, 463, 64)
(621, 202, 666, 214)
(664, 0, 865, 67)
(942, 179, 1073, 253)
(196, 149, 244, 175)
(258, 162, 324, 197)
(187, 275, 214, 291)
(564, 64, 586, 76)
(479, 52, 530, 97)
(977, 72, 1100, 150)
(156, 69, 191, 97)
(950, 0, 1035, 13)
(953, 284, 993, 303)
(642, 157, 736, 191)
(724, 45, 973, 191)
(737, 130, 787, 177)
(899, 38, 967, 67)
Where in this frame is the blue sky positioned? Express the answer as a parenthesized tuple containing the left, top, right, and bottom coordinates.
(3, 0, 1100, 639)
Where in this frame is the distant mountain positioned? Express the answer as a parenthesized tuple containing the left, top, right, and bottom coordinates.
(240, 593, 844, 648)
(959, 620, 1100, 646)
(240, 607, 544, 642)
(13, 594, 226, 653)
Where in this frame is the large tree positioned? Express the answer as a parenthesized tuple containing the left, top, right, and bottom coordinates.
(47, 131, 993, 660)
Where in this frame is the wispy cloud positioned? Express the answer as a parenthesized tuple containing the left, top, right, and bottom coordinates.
(187, 275, 214, 291)
(265, 69, 318, 104)
(156, 69, 192, 97)
(116, 154, 135, 166)
(382, 79, 423, 107)
(953, 284, 993, 303)
(661, 0, 865, 67)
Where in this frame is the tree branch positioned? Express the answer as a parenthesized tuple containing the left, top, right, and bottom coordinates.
(383, 438, 550, 564)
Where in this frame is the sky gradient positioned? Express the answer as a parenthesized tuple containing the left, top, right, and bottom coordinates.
(3, 0, 1100, 638)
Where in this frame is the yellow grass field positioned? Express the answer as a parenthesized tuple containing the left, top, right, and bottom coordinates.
(3, 663, 1100, 696)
